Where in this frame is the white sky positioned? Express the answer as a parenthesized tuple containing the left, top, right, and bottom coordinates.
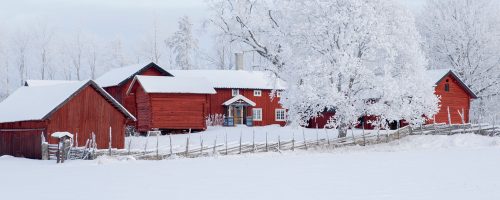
(0, 0, 425, 51)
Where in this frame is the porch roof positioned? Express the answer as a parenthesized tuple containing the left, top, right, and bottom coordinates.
(222, 95, 256, 107)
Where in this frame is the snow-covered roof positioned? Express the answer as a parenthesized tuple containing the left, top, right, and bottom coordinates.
(425, 69, 477, 98)
(0, 80, 136, 123)
(169, 70, 286, 90)
(222, 95, 257, 106)
(51, 132, 73, 139)
(24, 80, 79, 87)
(95, 62, 172, 87)
(129, 75, 216, 94)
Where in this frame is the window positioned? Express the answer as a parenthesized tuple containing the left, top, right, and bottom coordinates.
(276, 91, 282, 97)
(275, 109, 286, 121)
(254, 90, 262, 97)
(444, 79, 450, 92)
(232, 89, 239, 96)
(252, 108, 262, 121)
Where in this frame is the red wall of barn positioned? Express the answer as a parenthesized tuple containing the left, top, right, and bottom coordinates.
(0, 121, 47, 159)
(432, 74, 472, 124)
(135, 84, 209, 132)
(46, 86, 128, 149)
(207, 88, 285, 126)
(103, 67, 164, 126)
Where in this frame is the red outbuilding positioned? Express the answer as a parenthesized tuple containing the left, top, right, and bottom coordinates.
(127, 75, 216, 132)
(307, 69, 477, 129)
(95, 62, 173, 124)
(171, 69, 287, 126)
(0, 80, 135, 159)
(427, 69, 477, 124)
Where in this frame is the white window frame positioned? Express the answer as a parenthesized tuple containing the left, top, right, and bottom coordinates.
(276, 91, 282, 98)
(254, 90, 262, 97)
(232, 89, 239, 96)
(275, 109, 286, 121)
(252, 108, 263, 121)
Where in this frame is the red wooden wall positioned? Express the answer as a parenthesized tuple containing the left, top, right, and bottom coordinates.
(0, 121, 47, 159)
(432, 74, 472, 124)
(135, 84, 209, 132)
(46, 86, 129, 149)
(207, 88, 285, 126)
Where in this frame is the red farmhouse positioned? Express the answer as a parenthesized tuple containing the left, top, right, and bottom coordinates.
(171, 69, 287, 126)
(95, 62, 173, 123)
(0, 81, 135, 159)
(127, 76, 216, 132)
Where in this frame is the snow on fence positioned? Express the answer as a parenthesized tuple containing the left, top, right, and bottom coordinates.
(411, 123, 500, 136)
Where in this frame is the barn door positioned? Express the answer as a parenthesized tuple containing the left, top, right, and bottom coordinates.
(0, 130, 44, 159)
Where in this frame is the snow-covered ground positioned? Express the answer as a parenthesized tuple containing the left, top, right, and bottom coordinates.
(125, 125, 383, 153)
(1, 134, 500, 200)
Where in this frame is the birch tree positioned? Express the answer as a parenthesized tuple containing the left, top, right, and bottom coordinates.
(33, 22, 54, 80)
(418, 0, 500, 118)
(167, 16, 198, 70)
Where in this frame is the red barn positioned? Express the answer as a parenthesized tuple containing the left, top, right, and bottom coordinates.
(95, 62, 173, 124)
(427, 69, 477, 124)
(170, 69, 287, 126)
(0, 80, 135, 159)
(127, 76, 216, 132)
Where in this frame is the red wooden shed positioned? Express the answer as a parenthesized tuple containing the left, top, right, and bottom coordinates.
(95, 62, 173, 124)
(427, 69, 477, 124)
(128, 75, 216, 132)
(0, 80, 135, 159)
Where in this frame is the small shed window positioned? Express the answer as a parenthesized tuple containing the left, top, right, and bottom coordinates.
(445, 79, 450, 92)
(275, 109, 286, 121)
(254, 90, 262, 97)
(232, 89, 239, 96)
(253, 108, 262, 121)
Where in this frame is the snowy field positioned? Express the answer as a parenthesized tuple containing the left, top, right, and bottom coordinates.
(1, 134, 500, 200)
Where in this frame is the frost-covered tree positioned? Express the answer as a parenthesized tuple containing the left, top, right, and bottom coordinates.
(418, 0, 500, 119)
(167, 16, 198, 70)
(210, 0, 439, 137)
(10, 29, 31, 85)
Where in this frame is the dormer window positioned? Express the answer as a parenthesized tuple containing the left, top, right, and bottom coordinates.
(232, 89, 239, 96)
(445, 79, 450, 92)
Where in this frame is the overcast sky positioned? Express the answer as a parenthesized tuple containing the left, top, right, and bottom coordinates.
(0, 0, 426, 50)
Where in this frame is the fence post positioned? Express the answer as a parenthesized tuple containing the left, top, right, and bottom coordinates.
(156, 132, 160, 159)
(185, 129, 191, 157)
(109, 126, 112, 156)
(225, 131, 228, 155)
(200, 134, 204, 156)
(213, 135, 217, 155)
(316, 125, 320, 146)
(325, 128, 330, 146)
(41, 132, 49, 160)
(265, 132, 269, 152)
(396, 121, 400, 140)
(362, 122, 366, 146)
(75, 132, 78, 147)
(292, 131, 295, 151)
(252, 130, 255, 153)
(239, 130, 242, 154)
(302, 128, 308, 150)
(278, 135, 281, 151)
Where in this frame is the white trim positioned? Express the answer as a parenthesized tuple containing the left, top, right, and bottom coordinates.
(252, 108, 263, 121)
(222, 95, 257, 106)
(232, 89, 239, 96)
(254, 90, 262, 97)
(275, 109, 286, 121)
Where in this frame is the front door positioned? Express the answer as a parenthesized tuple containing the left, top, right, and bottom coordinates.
(233, 106, 244, 124)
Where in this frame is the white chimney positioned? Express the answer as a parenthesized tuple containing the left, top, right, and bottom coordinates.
(235, 53, 244, 70)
